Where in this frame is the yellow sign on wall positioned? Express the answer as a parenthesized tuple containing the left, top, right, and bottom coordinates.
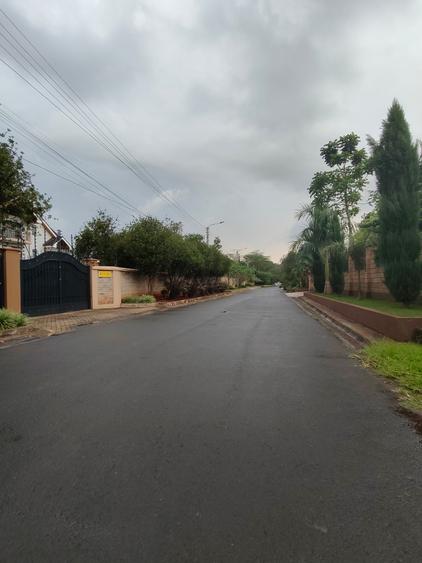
(98, 270, 112, 278)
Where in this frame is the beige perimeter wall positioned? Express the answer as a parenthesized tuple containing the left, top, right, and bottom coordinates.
(90, 266, 166, 309)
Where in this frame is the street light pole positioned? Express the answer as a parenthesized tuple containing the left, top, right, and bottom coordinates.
(205, 220, 224, 245)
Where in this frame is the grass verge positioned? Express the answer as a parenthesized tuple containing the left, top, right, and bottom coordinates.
(0, 308, 27, 331)
(324, 294, 422, 317)
(361, 340, 422, 410)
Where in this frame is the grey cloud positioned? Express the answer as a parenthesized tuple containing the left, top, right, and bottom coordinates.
(1, 0, 422, 259)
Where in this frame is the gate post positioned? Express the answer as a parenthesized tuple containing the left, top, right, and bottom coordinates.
(82, 258, 100, 309)
(2, 247, 21, 313)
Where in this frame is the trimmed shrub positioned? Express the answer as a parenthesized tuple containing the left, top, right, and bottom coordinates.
(121, 294, 156, 304)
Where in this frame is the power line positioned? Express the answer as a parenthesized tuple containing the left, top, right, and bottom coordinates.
(0, 23, 156, 187)
(0, 105, 144, 216)
(0, 7, 205, 228)
(0, 21, 126, 158)
(0, 106, 142, 215)
(22, 157, 139, 218)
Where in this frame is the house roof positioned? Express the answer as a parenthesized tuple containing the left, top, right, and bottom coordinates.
(37, 216, 72, 250)
(44, 234, 72, 249)
(37, 217, 57, 238)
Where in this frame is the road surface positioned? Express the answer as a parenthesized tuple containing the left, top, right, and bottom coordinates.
(1, 288, 422, 562)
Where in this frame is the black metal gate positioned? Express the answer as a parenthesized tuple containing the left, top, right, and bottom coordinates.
(0, 252, 4, 309)
(21, 252, 90, 316)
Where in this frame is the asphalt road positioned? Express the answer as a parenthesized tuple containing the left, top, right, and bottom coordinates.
(1, 288, 422, 562)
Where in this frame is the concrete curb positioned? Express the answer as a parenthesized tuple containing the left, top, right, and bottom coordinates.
(120, 303, 158, 310)
(293, 295, 381, 350)
(157, 289, 249, 310)
(0, 325, 53, 347)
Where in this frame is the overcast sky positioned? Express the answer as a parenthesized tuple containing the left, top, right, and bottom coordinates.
(1, 0, 422, 260)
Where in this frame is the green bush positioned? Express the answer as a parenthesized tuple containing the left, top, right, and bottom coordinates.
(0, 308, 27, 331)
(121, 294, 156, 304)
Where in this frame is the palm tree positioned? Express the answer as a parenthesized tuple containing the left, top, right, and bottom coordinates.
(292, 204, 345, 294)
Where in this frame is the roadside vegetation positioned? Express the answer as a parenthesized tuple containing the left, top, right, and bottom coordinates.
(121, 295, 156, 304)
(75, 215, 232, 298)
(75, 214, 281, 298)
(281, 99, 422, 310)
(362, 340, 422, 410)
(0, 308, 27, 331)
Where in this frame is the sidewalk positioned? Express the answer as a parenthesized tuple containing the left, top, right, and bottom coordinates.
(30, 305, 157, 335)
(0, 305, 156, 347)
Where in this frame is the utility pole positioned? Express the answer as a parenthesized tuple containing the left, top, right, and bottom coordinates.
(205, 220, 224, 245)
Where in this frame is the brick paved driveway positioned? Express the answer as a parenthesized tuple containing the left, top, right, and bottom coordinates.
(30, 305, 157, 335)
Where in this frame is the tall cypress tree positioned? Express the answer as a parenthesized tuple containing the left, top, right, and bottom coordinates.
(372, 100, 421, 305)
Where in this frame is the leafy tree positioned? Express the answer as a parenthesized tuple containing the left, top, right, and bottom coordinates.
(370, 100, 421, 305)
(244, 251, 281, 285)
(74, 210, 119, 264)
(244, 251, 273, 273)
(205, 240, 231, 285)
(309, 133, 369, 237)
(120, 217, 177, 292)
(280, 251, 307, 291)
(0, 132, 50, 234)
(358, 210, 380, 249)
(164, 230, 195, 298)
(120, 218, 231, 296)
(228, 260, 255, 287)
(293, 204, 345, 294)
(183, 234, 207, 294)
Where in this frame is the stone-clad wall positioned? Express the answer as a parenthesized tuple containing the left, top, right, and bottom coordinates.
(91, 266, 167, 309)
(344, 247, 389, 298)
(120, 272, 165, 298)
(91, 266, 232, 309)
(97, 276, 114, 305)
(120, 271, 149, 297)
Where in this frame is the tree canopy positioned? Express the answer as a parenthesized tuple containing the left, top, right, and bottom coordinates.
(0, 132, 50, 230)
(370, 100, 421, 304)
(293, 204, 346, 294)
(309, 133, 369, 237)
(243, 251, 281, 285)
(74, 214, 233, 298)
(74, 210, 119, 265)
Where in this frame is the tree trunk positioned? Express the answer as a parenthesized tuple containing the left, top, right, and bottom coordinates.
(323, 254, 332, 294)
